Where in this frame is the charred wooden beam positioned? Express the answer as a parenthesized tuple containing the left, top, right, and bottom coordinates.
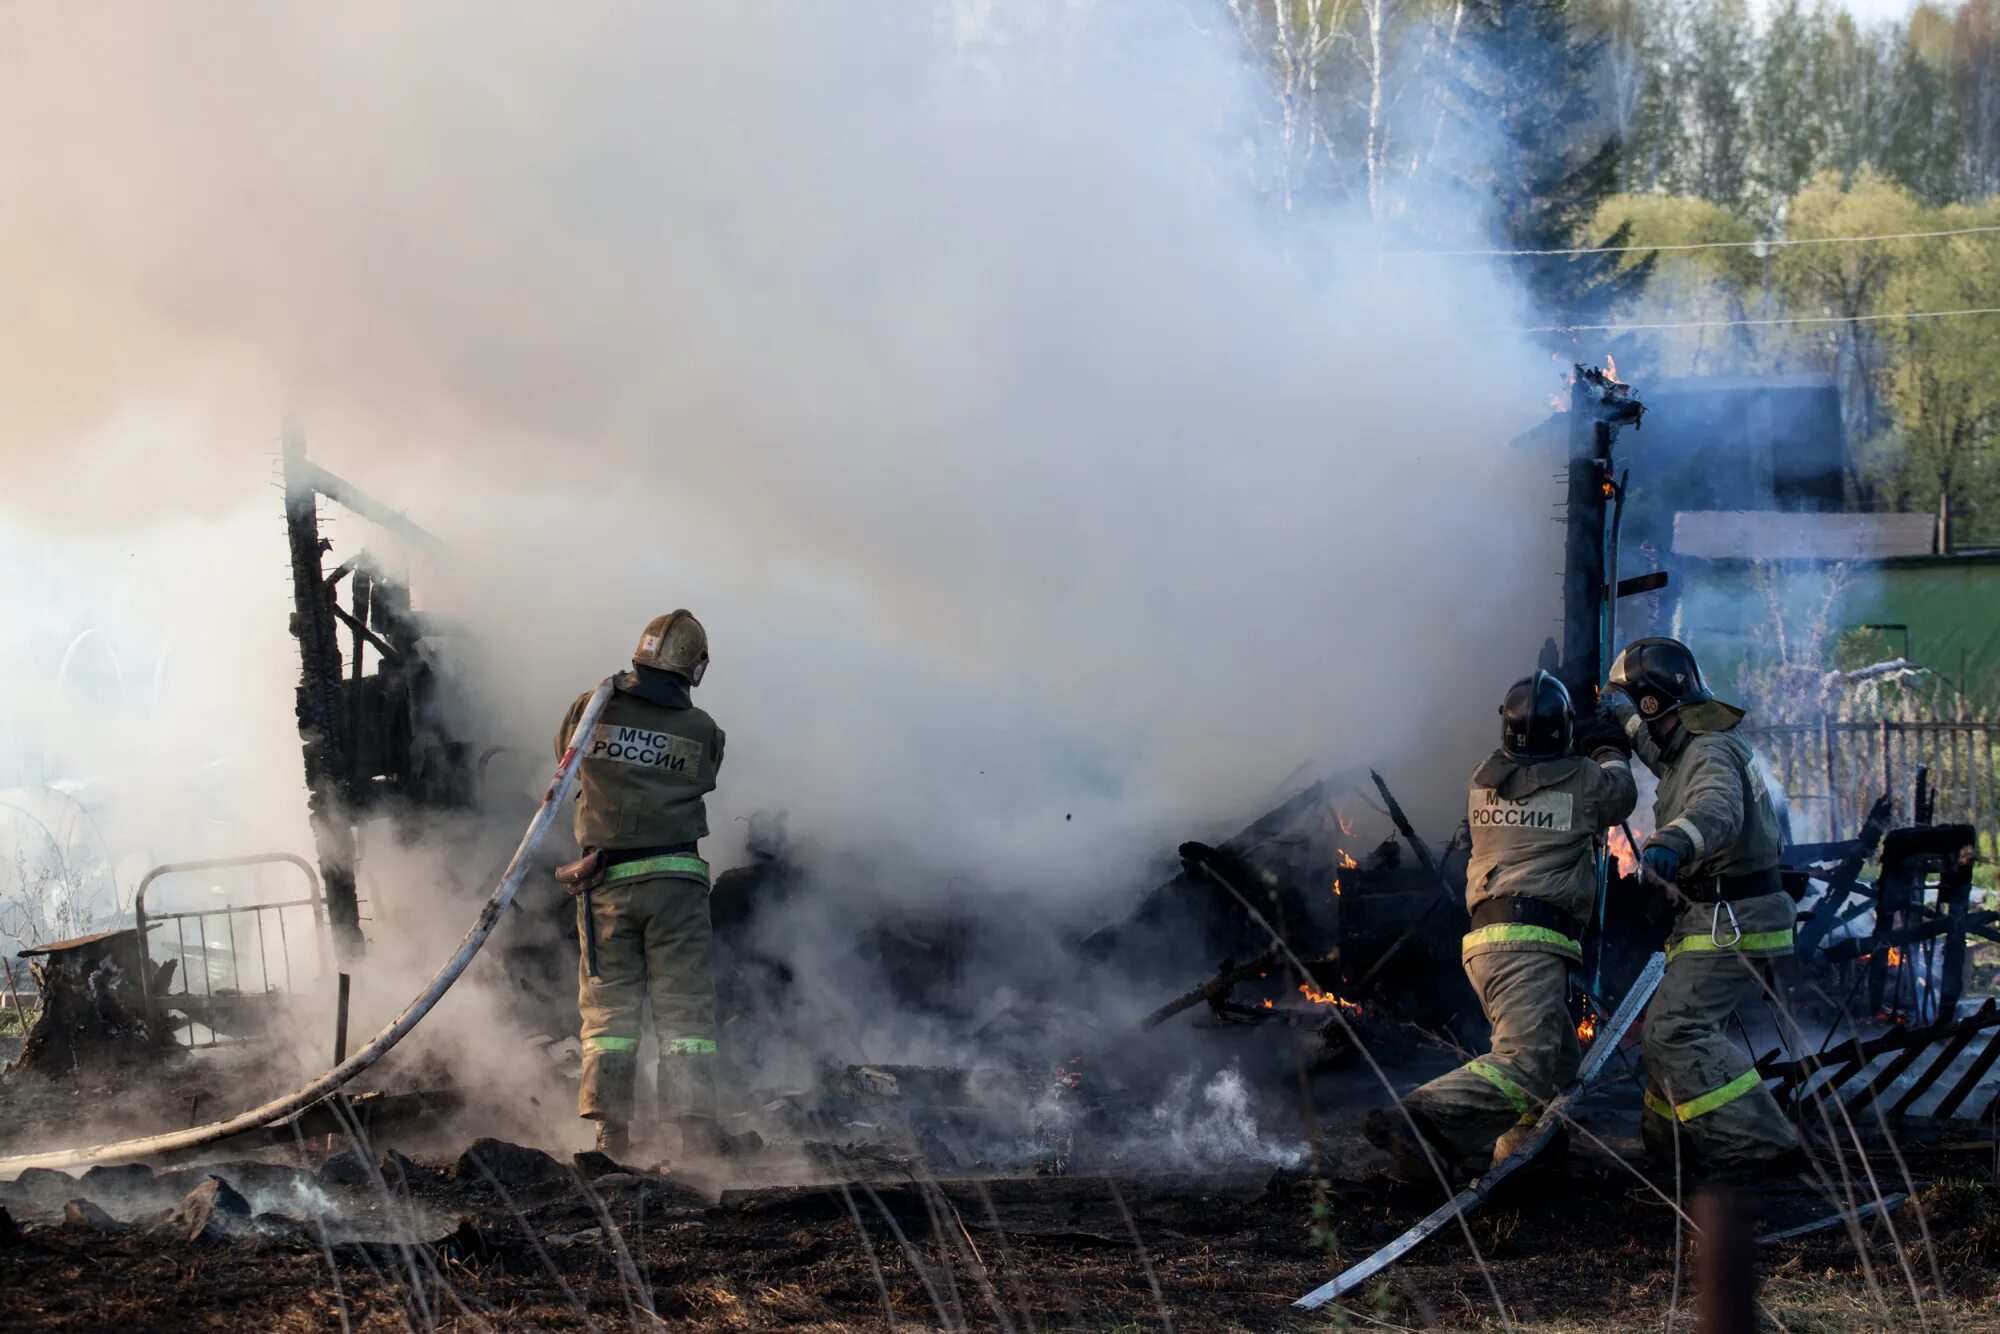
(1140, 951, 1277, 1030)
(283, 420, 364, 957)
(1559, 364, 1643, 703)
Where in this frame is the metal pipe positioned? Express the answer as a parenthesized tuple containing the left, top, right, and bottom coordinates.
(0, 677, 614, 1175)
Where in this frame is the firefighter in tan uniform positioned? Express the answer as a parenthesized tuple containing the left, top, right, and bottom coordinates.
(1607, 637, 1802, 1178)
(555, 611, 725, 1157)
(1366, 672, 1636, 1177)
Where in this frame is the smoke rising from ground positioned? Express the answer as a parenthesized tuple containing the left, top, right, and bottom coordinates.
(0, 3, 1571, 1149)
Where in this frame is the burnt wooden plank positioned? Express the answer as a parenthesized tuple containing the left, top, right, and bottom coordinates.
(1934, 1026, 2000, 1121)
(1891, 998, 1999, 1117)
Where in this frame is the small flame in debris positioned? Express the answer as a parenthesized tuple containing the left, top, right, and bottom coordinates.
(1298, 984, 1362, 1015)
(1332, 875, 1342, 897)
(1577, 1010, 1598, 1043)
(1336, 808, 1356, 839)
(1888, 946, 1905, 967)
(1338, 850, 1359, 870)
(1606, 827, 1641, 878)
(1604, 353, 1618, 382)
(1261, 999, 1274, 1010)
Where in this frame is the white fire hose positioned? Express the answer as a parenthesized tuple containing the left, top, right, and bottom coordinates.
(0, 678, 616, 1177)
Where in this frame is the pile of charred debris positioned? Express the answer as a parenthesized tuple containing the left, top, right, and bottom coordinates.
(6, 401, 2000, 1328)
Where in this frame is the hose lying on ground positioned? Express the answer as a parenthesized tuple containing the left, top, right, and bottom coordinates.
(0, 678, 616, 1177)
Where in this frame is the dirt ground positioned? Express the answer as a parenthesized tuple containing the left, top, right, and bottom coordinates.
(2, 1122, 1997, 1332)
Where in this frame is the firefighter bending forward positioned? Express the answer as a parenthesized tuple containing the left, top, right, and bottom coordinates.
(1365, 671, 1635, 1177)
(1607, 636, 1803, 1178)
(556, 611, 725, 1157)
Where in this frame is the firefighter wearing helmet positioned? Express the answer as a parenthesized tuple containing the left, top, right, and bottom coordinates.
(554, 611, 726, 1158)
(1365, 671, 1636, 1179)
(1606, 636, 1802, 1179)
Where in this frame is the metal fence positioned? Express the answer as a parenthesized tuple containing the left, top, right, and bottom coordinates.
(133, 853, 331, 1049)
(1748, 718, 2000, 844)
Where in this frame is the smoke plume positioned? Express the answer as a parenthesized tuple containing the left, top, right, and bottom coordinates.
(0, 2, 1569, 1146)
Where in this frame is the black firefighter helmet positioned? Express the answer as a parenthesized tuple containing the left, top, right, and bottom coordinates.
(1500, 671, 1573, 761)
(1608, 636, 1713, 721)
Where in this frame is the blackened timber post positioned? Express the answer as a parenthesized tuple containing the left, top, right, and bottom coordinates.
(283, 417, 365, 959)
(1558, 366, 1643, 705)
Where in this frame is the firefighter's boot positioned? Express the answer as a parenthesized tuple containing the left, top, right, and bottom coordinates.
(1363, 1106, 1454, 1183)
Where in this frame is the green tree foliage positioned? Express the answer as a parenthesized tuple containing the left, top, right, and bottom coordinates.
(1223, 0, 2000, 542)
(1880, 200, 2000, 541)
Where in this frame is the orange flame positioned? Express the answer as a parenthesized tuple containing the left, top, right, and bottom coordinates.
(1298, 984, 1363, 1015)
(1604, 353, 1618, 381)
(1606, 827, 1640, 878)
(1332, 875, 1342, 897)
(1261, 999, 1274, 1010)
(1887, 946, 1904, 967)
(1577, 1010, 1598, 1043)
(1338, 850, 1359, 870)
(1335, 808, 1356, 839)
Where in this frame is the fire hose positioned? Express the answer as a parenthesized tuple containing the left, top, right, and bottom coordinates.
(0, 678, 616, 1178)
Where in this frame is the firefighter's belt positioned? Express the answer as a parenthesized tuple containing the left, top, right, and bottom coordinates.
(1464, 892, 1584, 956)
(600, 853, 711, 888)
(1678, 866, 1783, 904)
(555, 850, 604, 896)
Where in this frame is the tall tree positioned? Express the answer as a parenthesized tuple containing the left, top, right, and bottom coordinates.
(1443, 0, 1655, 333)
(1772, 169, 1928, 497)
(1674, 0, 1755, 209)
(1750, 0, 1834, 214)
(1882, 201, 2000, 545)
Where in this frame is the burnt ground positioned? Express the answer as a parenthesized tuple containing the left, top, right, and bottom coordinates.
(2, 1126, 1999, 1331)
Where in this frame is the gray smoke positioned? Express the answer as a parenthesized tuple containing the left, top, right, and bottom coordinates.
(0, 2, 1569, 1147)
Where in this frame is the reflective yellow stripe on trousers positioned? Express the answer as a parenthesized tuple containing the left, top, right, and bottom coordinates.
(1464, 1059, 1537, 1122)
(1460, 923, 1582, 957)
(1665, 929, 1793, 963)
(601, 854, 712, 887)
(1645, 1070, 1765, 1122)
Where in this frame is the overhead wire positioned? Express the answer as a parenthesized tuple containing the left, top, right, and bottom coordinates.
(1493, 306, 2000, 335)
(1390, 222, 2000, 258)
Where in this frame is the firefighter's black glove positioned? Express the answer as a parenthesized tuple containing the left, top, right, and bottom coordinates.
(1573, 707, 1632, 759)
(1641, 843, 1681, 886)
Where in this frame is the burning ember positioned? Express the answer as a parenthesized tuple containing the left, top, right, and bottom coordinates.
(1888, 946, 1905, 967)
(1337, 850, 1359, 871)
(1297, 984, 1362, 1015)
(1606, 827, 1640, 878)
(1331, 875, 1342, 897)
(1576, 1010, 1598, 1043)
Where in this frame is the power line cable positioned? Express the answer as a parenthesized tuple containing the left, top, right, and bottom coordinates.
(1497, 306, 2000, 335)
(1394, 223, 2000, 259)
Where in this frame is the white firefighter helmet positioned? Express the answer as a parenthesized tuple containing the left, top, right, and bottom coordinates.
(632, 610, 709, 685)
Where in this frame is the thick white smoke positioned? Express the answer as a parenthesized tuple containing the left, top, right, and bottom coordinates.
(0, 3, 1568, 1143)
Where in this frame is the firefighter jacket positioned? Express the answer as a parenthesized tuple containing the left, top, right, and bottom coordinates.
(1462, 746, 1638, 960)
(556, 669, 725, 852)
(1630, 722, 1785, 882)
